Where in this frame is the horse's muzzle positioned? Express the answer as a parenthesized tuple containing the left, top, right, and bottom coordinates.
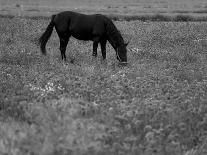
(118, 61, 128, 67)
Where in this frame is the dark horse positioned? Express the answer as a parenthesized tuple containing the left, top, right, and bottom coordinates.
(39, 11, 128, 63)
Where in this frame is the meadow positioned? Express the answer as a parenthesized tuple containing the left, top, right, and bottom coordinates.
(1, 13, 207, 154)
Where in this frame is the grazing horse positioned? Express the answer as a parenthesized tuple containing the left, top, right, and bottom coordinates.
(39, 11, 128, 63)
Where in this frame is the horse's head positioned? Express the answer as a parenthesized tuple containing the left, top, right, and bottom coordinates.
(116, 42, 129, 63)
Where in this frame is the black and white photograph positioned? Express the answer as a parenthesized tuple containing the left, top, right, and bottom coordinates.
(0, 0, 207, 154)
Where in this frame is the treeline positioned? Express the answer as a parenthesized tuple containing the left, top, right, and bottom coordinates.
(1, 13, 207, 22)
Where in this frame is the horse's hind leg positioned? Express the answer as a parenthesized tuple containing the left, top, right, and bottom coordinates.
(59, 36, 69, 61)
(92, 37, 100, 57)
(100, 39, 107, 60)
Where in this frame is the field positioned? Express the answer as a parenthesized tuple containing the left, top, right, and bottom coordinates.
(1, 0, 207, 154)
(1, 14, 207, 155)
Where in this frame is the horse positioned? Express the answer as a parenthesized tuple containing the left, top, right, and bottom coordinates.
(39, 11, 128, 63)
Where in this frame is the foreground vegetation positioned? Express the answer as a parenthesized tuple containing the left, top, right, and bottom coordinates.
(1, 16, 207, 154)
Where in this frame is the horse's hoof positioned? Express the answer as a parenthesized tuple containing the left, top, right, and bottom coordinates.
(70, 59, 74, 63)
(92, 53, 97, 57)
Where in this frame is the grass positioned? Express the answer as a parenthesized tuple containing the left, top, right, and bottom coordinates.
(1, 16, 207, 154)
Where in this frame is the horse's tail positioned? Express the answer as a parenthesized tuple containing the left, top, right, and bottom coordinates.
(39, 14, 56, 55)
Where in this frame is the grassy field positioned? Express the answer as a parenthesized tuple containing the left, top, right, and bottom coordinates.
(1, 14, 207, 154)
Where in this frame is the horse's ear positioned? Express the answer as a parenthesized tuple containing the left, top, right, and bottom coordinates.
(125, 41, 129, 47)
(125, 35, 132, 47)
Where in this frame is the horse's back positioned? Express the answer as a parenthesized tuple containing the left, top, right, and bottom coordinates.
(54, 11, 107, 40)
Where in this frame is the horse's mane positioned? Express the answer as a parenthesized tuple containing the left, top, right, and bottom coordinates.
(104, 17, 125, 47)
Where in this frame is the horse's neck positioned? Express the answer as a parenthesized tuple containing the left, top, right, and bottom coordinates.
(105, 20, 123, 50)
(107, 36, 117, 50)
